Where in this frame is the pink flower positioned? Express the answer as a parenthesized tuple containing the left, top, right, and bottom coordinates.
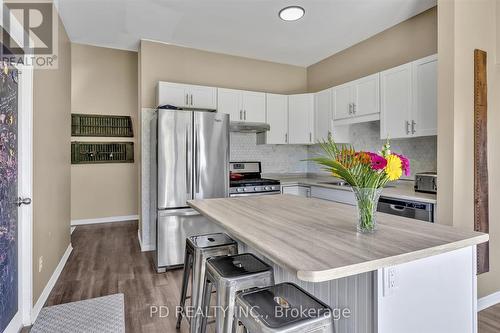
(367, 152, 387, 170)
(395, 154, 410, 176)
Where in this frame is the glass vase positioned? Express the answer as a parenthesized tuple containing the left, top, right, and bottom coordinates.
(352, 187, 383, 233)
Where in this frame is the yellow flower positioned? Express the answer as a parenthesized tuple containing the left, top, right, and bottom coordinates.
(385, 155, 402, 181)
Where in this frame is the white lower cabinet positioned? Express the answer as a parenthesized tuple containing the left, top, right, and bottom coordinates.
(281, 185, 311, 197)
(310, 186, 356, 205)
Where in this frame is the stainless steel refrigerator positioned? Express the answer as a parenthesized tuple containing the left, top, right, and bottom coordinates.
(151, 108, 229, 272)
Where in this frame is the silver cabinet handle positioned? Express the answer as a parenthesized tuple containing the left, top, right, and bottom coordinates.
(348, 103, 352, 115)
(405, 121, 410, 135)
(285, 133, 288, 143)
(240, 110, 243, 120)
(309, 132, 312, 142)
(353, 103, 356, 114)
(16, 197, 32, 207)
(411, 120, 416, 134)
(185, 94, 189, 105)
(244, 110, 247, 120)
(190, 94, 193, 106)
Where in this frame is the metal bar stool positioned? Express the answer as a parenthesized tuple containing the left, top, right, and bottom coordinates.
(200, 253, 275, 333)
(234, 282, 335, 333)
(176, 233, 238, 333)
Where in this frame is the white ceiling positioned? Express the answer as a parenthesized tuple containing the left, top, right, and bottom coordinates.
(58, 0, 436, 67)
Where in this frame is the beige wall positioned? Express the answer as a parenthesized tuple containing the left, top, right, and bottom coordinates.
(32, 11, 72, 302)
(307, 7, 437, 92)
(70, 44, 138, 220)
(437, 0, 499, 298)
(139, 40, 308, 108)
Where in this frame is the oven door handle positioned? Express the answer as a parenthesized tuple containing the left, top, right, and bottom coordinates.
(230, 192, 281, 197)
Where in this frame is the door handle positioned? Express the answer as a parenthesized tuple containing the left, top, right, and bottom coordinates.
(244, 110, 247, 121)
(16, 197, 32, 207)
(185, 94, 189, 105)
(352, 103, 356, 114)
(411, 120, 416, 134)
(405, 120, 410, 135)
(285, 133, 288, 143)
(190, 94, 193, 106)
(309, 132, 312, 143)
(194, 125, 200, 194)
(186, 129, 191, 195)
(240, 110, 243, 120)
(348, 103, 352, 115)
(390, 204, 406, 211)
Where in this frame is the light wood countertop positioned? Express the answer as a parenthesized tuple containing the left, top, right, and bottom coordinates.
(188, 195, 487, 282)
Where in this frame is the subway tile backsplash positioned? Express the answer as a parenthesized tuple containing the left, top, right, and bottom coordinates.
(231, 121, 437, 178)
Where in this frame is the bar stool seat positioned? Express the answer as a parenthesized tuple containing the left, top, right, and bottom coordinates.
(234, 282, 335, 333)
(176, 233, 238, 333)
(200, 253, 275, 333)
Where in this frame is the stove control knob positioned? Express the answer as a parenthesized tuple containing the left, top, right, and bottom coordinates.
(244, 187, 251, 192)
(237, 188, 244, 192)
(265, 186, 271, 190)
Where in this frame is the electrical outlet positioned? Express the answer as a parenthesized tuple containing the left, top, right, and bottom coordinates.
(383, 266, 398, 297)
(38, 256, 43, 273)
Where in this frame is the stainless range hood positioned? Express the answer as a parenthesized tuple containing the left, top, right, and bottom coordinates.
(229, 121, 270, 133)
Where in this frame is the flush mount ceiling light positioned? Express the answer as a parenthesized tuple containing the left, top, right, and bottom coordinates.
(279, 6, 305, 21)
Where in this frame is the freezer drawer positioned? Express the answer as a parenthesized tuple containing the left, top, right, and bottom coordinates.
(155, 208, 224, 272)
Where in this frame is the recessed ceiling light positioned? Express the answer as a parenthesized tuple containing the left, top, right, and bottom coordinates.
(279, 6, 305, 21)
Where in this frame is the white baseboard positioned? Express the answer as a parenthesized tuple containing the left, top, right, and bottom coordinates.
(478, 291, 500, 311)
(31, 244, 73, 323)
(71, 215, 139, 226)
(4, 311, 22, 333)
(137, 228, 155, 252)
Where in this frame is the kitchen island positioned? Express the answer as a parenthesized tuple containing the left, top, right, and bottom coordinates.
(189, 195, 488, 333)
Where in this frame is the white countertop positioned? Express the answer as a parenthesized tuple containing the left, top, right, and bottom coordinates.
(264, 173, 437, 204)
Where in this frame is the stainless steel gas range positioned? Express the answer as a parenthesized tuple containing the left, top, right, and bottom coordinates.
(229, 162, 281, 196)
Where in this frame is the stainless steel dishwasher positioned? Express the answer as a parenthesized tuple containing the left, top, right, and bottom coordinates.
(377, 197, 434, 222)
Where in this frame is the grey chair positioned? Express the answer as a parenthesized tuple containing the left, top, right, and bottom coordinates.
(176, 233, 238, 333)
(200, 253, 275, 333)
(233, 282, 335, 333)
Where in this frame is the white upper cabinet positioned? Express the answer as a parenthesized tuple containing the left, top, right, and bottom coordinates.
(266, 94, 288, 144)
(380, 63, 413, 139)
(412, 55, 438, 137)
(333, 73, 380, 124)
(380, 54, 437, 139)
(333, 84, 352, 121)
(157, 82, 216, 109)
(353, 73, 380, 117)
(217, 88, 266, 123)
(242, 91, 266, 123)
(288, 94, 314, 144)
(314, 88, 333, 142)
(217, 88, 242, 121)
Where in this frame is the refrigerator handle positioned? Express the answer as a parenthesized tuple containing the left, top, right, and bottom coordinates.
(186, 128, 191, 196)
(194, 122, 200, 194)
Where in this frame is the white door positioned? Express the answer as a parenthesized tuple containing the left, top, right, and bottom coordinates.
(1, 63, 33, 332)
(353, 73, 380, 117)
(157, 82, 188, 108)
(333, 84, 352, 120)
(314, 88, 332, 142)
(380, 63, 413, 139)
(217, 88, 242, 121)
(241, 91, 266, 123)
(266, 94, 288, 144)
(412, 55, 437, 137)
(288, 94, 314, 144)
(188, 85, 217, 109)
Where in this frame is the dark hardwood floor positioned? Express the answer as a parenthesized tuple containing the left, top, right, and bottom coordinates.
(45, 221, 189, 333)
(42, 221, 499, 333)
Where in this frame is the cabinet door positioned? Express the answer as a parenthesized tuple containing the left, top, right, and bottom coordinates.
(333, 83, 353, 120)
(353, 73, 380, 117)
(217, 88, 242, 121)
(412, 55, 437, 137)
(281, 185, 311, 197)
(288, 94, 314, 144)
(242, 91, 266, 123)
(380, 63, 412, 139)
(266, 94, 288, 144)
(157, 82, 189, 108)
(314, 88, 333, 142)
(189, 85, 217, 109)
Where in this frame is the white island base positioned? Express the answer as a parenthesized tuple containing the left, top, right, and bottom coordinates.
(240, 242, 477, 333)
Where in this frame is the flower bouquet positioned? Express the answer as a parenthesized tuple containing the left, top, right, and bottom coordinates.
(310, 137, 410, 233)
